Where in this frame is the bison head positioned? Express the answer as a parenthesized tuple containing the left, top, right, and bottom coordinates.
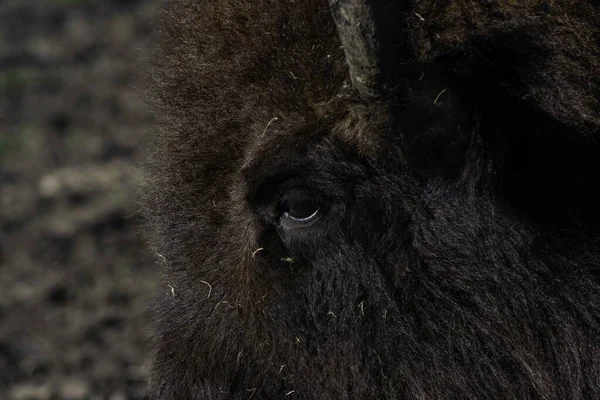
(143, 0, 600, 398)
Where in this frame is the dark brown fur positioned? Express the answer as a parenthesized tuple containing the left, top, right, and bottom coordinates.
(143, 1, 600, 398)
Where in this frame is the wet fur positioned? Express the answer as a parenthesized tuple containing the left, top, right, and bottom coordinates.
(143, 0, 600, 398)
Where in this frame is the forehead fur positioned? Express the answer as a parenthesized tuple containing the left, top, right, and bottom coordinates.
(151, 0, 349, 128)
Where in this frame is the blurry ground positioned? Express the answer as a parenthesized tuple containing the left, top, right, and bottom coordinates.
(0, 0, 158, 398)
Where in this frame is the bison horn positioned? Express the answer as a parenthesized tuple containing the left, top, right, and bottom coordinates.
(328, 0, 385, 98)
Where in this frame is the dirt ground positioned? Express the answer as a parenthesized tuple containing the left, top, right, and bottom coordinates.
(0, 1, 160, 398)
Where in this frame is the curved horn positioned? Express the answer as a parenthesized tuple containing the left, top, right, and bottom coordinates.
(328, 0, 383, 98)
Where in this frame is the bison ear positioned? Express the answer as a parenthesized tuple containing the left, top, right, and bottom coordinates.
(328, 0, 404, 99)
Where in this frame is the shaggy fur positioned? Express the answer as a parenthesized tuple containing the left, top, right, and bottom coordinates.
(143, 0, 600, 398)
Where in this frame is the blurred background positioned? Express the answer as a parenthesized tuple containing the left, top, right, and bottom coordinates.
(0, 0, 159, 398)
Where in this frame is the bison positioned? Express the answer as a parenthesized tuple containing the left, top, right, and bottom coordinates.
(143, 0, 600, 398)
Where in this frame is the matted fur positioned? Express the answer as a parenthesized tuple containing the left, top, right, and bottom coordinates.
(143, 0, 600, 399)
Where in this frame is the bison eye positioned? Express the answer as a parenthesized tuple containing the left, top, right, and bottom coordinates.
(285, 202, 320, 222)
(278, 191, 322, 227)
